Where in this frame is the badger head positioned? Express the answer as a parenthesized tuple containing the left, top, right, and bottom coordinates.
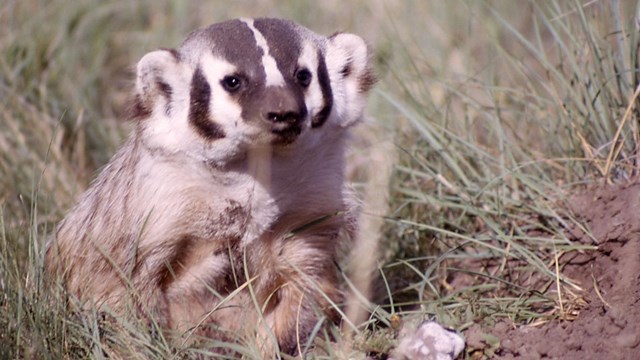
(132, 18, 375, 165)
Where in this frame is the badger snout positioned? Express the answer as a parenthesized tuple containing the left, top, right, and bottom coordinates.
(267, 110, 301, 124)
(261, 87, 308, 144)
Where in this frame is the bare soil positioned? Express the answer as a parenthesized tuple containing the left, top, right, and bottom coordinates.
(466, 181, 640, 359)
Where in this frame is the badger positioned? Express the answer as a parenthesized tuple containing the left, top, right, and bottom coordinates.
(46, 18, 375, 355)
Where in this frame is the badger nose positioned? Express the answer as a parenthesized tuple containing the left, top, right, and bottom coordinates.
(267, 110, 300, 124)
(262, 87, 306, 124)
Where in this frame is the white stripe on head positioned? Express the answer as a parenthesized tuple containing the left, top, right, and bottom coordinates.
(241, 18, 285, 87)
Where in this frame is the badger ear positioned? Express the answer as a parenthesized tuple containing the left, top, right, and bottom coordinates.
(132, 49, 183, 119)
(327, 33, 376, 94)
(325, 33, 376, 128)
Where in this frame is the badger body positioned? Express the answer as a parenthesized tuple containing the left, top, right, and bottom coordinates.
(47, 18, 374, 354)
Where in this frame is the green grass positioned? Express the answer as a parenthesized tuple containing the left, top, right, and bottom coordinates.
(2, 0, 639, 358)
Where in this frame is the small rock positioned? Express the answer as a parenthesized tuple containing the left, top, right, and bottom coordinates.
(390, 321, 465, 360)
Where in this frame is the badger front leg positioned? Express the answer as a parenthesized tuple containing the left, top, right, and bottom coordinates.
(250, 232, 343, 356)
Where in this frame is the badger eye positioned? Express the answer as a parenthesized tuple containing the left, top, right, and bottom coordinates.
(221, 75, 241, 92)
(295, 68, 312, 87)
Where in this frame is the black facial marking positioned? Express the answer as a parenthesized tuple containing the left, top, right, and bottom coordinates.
(189, 67, 225, 140)
(312, 50, 333, 128)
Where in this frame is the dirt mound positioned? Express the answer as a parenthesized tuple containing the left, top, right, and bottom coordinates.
(468, 181, 640, 359)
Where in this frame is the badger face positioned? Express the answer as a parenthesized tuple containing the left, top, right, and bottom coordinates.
(132, 18, 375, 164)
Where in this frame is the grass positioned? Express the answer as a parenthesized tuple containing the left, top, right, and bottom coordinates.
(2, 0, 640, 358)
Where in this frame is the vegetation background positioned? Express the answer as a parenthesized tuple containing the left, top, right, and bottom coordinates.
(1, 0, 639, 358)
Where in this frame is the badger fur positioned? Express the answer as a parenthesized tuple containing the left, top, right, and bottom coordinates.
(46, 17, 375, 355)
